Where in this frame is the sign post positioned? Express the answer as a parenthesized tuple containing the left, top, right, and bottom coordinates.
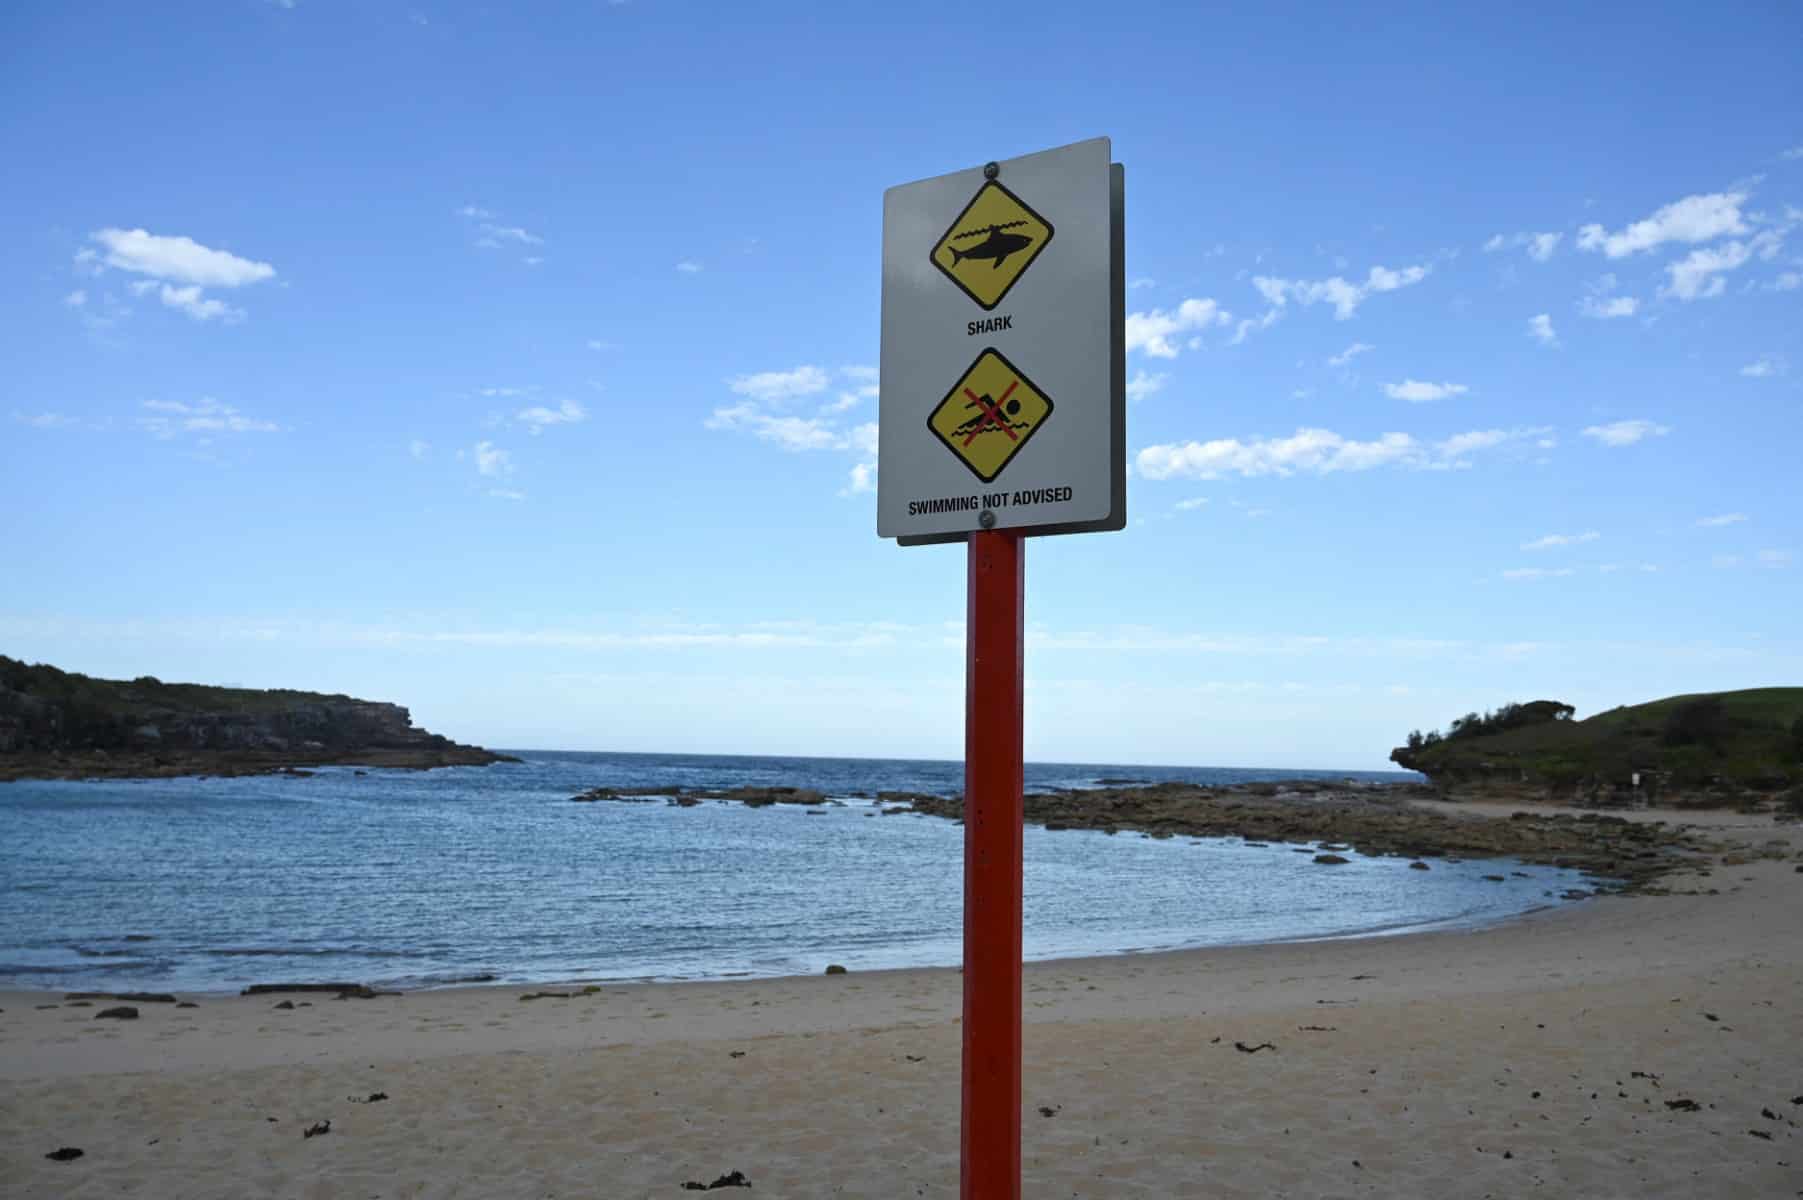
(880, 138, 1123, 1200)
(961, 526, 1025, 1198)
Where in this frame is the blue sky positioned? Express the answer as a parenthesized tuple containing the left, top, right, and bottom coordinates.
(3, 1, 1799, 769)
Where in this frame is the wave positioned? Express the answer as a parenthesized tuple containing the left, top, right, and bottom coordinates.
(0, 959, 165, 975)
(201, 946, 431, 959)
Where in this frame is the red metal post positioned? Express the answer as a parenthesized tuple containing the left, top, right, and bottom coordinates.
(961, 529, 1025, 1200)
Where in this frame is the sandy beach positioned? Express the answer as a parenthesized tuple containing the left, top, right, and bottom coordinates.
(4, 801, 1800, 1199)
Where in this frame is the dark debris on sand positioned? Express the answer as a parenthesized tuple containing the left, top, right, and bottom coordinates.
(66, 991, 177, 1004)
(303, 1120, 331, 1138)
(682, 1170, 752, 1189)
(45, 1147, 84, 1162)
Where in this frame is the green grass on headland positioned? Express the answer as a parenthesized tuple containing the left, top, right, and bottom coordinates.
(1392, 689, 1803, 790)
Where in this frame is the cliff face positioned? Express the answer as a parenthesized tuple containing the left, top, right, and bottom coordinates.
(0, 656, 514, 780)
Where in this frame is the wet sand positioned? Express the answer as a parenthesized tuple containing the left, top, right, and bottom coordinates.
(3, 804, 1799, 1198)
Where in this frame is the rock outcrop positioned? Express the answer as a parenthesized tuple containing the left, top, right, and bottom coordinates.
(0, 656, 516, 781)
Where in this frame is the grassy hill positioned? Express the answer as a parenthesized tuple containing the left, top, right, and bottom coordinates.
(1392, 689, 1803, 797)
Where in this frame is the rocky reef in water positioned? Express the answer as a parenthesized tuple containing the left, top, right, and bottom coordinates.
(567, 777, 1740, 892)
(0, 655, 517, 781)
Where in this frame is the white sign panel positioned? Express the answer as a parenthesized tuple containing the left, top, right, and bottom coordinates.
(879, 137, 1123, 543)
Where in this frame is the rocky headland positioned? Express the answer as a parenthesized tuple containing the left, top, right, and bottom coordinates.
(0, 656, 515, 782)
(1391, 690, 1803, 809)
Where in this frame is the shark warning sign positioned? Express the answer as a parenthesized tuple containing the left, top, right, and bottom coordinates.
(929, 179, 1054, 311)
(927, 348, 1054, 483)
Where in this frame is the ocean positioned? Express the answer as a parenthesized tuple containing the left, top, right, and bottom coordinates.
(0, 751, 1591, 993)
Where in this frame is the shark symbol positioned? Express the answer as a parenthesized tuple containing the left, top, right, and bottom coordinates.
(949, 221, 1034, 270)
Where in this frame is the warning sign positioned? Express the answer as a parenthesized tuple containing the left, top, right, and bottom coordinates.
(927, 348, 1054, 483)
(929, 180, 1054, 311)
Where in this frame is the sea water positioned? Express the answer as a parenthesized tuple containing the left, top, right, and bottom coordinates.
(0, 751, 1591, 992)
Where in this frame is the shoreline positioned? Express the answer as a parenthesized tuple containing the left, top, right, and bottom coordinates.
(3, 801, 1798, 1196)
(0, 877, 1583, 1000)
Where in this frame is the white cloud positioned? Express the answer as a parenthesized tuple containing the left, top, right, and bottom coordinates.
(1134, 424, 1544, 481)
(1528, 313, 1558, 346)
(1598, 562, 1660, 574)
(1712, 554, 1742, 569)
(1783, 146, 1803, 161)
(1580, 294, 1639, 318)
(1576, 192, 1749, 258)
(1695, 513, 1747, 527)
(1174, 497, 1209, 511)
(1581, 419, 1670, 447)
(712, 369, 879, 496)
(1137, 429, 1416, 480)
(88, 228, 275, 287)
(1739, 355, 1785, 378)
(819, 368, 879, 416)
(516, 398, 586, 433)
(1327, 342, 1373, 367)
(409, 439, 430, 460)
(1484, 232, 1562, 261)
(1125, 298, 1230, 357)
(63, 289, 86, 307)
(1434, 427, 1550, 462)
(729, 365, 830, 402)
(1384, 379, 1468, 403)
(1229, 307, 1282, 345)
(1522, 531, 1600, 550)
(479, 223, 543, 246)
(706, 405, 844, 451)
(12, 411, 81, 429)
(843, 461, 876, 496)
(1661, 240, 1752, 300)
(1126, 370, 1168, 402)
(585, 338, 619, 352)
(81, 229, 272, 322)
(474, 440, 513, 477)
(1129, 277, 1156, 289)
(158, 283, 243, 322)
(676, 260, 702, 273)
(1757, 549, 1794, 568)
(457, 205, 493, 220)
(1502, 567, 1577, 581)
(488, 488, 526, 502)
(1774, 271, 1801, 291)
(138, 398, 278, 438)
(841, 422, 879, 496)
(1251, 264, 1430, 320)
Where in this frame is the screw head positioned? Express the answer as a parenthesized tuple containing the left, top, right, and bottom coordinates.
(979, 509, 997, 529)
(983, 162, 999, 180)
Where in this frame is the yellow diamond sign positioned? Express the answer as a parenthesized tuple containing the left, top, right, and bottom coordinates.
(929, 180, 1055, 311)
(928, 348, 1055, 483)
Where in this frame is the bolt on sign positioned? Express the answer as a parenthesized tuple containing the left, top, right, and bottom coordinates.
(879, 138, 1124, 544)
